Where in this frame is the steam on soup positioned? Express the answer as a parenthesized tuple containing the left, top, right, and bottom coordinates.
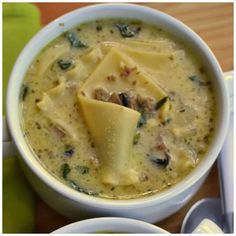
(21, 19, 215, 199)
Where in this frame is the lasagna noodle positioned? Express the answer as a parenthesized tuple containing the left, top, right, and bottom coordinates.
(78, 95, 140, 185)
(77, 48, 171, 185)
(100, 41, 179, 72)
(37, 78, 78, 140)
(76, 40, 180, 81)
(79, 47, 170, 117)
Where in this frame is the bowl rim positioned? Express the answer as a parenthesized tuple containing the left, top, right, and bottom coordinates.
(7, 3, 229, 209)
(51, 217, 169, 233)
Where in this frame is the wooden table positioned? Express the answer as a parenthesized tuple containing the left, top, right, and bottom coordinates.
(34, 3, 233, 233)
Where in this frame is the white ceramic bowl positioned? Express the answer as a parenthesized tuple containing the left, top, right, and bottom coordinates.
(51, 217, 223, 234)
(7, 3, 229, 223)
(52, 217, 169, 233)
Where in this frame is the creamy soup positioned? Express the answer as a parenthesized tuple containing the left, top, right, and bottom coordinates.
(21, 19, 215, 199)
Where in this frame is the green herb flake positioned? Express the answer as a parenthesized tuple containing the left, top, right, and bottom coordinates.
(65, 31, 88, 48)
(61, 163, 71, 179)
(137, 115, 146, 128)
(155, 96, 169, 111)
(77, 165, 89, 175)
(203, 134, 210, 143)
(63, 144, 74, 157)
(57, 59, 73, 70)
(115, 23, 137, 38)
(188, 75, 211, 86)
(96, 25, 103, 31)
(68, 180, 98, 196)
(21, 84, 29, 101)
(133, 132, 141, 145)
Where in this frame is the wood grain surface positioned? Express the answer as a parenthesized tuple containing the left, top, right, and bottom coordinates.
(33, 2, 233, 233)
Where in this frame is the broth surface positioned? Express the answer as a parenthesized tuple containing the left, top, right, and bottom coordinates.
(21, 19, 215, 199)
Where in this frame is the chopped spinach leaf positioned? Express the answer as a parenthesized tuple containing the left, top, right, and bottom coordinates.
(199, 67, 205, 74)
(115, 23, 137, 38)
(151, 152, 170, 168)
(21, 84, 29, 101)
(61, 163, 71, 179)
(188, 75, 211, 86)
(64, 144, 74, 157)
(137, 115, 146, 128)
(155, 96, 169, 111)
(57, 59, 73, 70)
(68, 180, 98, 196)
(96, 25, 103, 31)
(203, 134, 210, 143)
(119, 93, 129, 107)
(133, 132, 141, 145)
(77, 165, 89, 175)
(65, 31, 87, 48)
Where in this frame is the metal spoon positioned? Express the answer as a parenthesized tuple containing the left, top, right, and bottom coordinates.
(181, 71, 234, 233)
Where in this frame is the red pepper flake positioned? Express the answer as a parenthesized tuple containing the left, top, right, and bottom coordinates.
(120, 65, 137, 78)
(156, 143, 166, 150)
